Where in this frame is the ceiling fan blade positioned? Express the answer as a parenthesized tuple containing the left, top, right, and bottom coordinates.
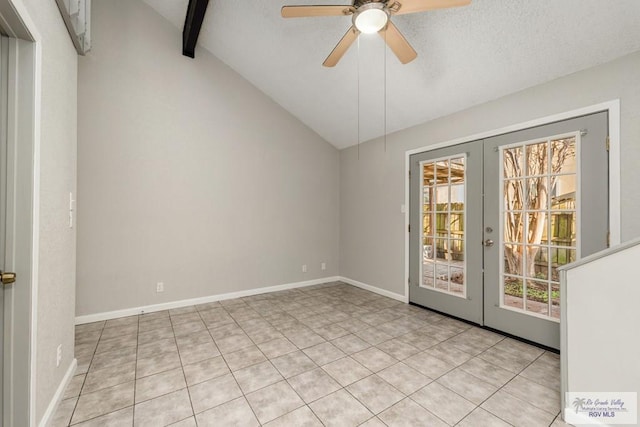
(323, 26, 360, 67)
(389, 0, 471, 15)
(281, 5, 355, 18)
(379, 21, 417, 64)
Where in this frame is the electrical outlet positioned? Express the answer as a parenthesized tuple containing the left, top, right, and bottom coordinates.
(302, 264, 307, 273)
(156, 282, 164, 293)
(321, 262, 326, 271)
(56, 344, 62, 367)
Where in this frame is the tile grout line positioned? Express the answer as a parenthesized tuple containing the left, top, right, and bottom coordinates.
(66, 321, 106, 426)
(274, 294, 412, 424)
(444, 338, 556, 426)
(251, 301, 323, 424)
(217, 302, 265, 425)
(132, 315, 141, 425)
(251, 298, 326, 425)
(69, 320, 138, 426)
(230, 293, 327, 426)
(351, 315, 506, 425)
(172, 307, 198, 425)
(425, 335, 521, 424)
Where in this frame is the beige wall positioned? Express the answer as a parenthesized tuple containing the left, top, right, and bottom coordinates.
(340, 51, 640, 296)
(76, 0, 340, 317)
(18, 0, 78, 422)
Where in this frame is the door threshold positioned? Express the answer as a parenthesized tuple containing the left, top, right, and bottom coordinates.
(409, 302, 560, 354)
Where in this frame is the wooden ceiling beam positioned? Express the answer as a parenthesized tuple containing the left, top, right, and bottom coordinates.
(182, 0, 209, 58)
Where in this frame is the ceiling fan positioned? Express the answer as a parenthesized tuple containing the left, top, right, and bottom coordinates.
(281, 0, 471, 67)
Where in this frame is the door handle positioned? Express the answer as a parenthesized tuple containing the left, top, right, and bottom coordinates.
(483, 239, 494, 247)
(1, 270, 16, 285)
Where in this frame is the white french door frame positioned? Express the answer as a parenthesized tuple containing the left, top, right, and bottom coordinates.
(404, 100, 621, 302)
(0, 1, 41, 426)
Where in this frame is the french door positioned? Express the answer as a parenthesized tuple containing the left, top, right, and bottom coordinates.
(409, 112, 609, 349)
(409, 141, 484, 324)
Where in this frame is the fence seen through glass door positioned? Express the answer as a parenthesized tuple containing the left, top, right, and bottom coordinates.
(501, 135, 578, 319)
(421, 156, 466, 297)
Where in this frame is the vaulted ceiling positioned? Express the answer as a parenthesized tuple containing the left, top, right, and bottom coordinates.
(141, 0, 640, 149)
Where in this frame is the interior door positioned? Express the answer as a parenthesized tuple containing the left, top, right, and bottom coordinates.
(1, 34, 31, 427)
(0, 34, 8, 424)
(483, 112, 609, 349)
(409, 112, 609, 350)
(409, 141, 483, 324)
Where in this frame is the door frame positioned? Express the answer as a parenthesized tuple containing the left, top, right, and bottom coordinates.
(0, 1, 41, 426)
(404, 100, 621, 303)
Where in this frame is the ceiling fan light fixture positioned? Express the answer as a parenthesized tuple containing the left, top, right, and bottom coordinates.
(283, 0, 472, 66)
(353, 4, 388, 34)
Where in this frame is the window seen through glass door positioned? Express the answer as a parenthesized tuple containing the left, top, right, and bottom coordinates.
(502, 135, 577, 319)
(421, 156, 466, 297)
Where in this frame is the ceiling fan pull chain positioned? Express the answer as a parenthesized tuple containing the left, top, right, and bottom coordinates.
(384, 27, 387, 153)
(357, 35, 361, 160)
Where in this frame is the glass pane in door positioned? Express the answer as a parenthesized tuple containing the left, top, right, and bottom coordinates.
(501, 136, 577, 319)
(421, 156, 466, 297)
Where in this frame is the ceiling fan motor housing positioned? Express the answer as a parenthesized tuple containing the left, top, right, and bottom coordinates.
(352, 2, 389, 33)
(353, 0, 387, 7)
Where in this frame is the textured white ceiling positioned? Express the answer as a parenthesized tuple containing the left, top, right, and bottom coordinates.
(141, 0, 640, 149)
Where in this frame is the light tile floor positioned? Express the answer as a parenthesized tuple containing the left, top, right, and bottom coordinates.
(51, 282, 570, 426)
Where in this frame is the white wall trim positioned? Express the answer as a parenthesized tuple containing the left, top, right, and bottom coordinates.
(75, 277, 341, 324)
(36, 358, 76, 427)
(607, 100, 621, 246)
(404, 100, 622, 303)
(30, 38, 42, 427)
(339, 276, 407, 303)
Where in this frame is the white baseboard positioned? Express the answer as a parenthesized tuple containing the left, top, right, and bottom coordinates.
(339, 276, 408, 303)
(75, 276, 341, 325)
(38, 358, 77, 427)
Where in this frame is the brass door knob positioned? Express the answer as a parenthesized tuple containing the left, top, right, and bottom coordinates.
(1, 270, 16, 285)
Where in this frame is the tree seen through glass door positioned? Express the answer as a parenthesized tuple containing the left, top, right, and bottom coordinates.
(502, 136, 577, 318)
